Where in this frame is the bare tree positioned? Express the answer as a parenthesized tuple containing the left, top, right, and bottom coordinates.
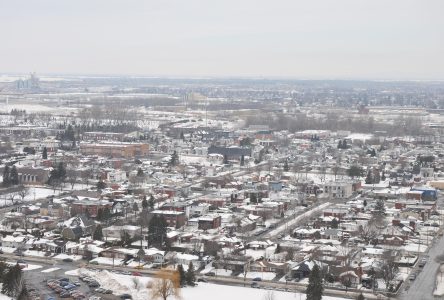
(150, 269, 181, 300)
(263, 291, 275, 300)
(66, 168, 78, 190)
(380, 250, 398, 292)
(17, 188, 29, 202)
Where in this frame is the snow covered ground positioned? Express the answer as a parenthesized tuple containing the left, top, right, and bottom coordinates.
(65, 268, 347, 300)
(54, 253, 83, 261)
(90, 256, 125, 266)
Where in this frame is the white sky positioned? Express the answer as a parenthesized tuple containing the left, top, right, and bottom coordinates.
(0, 0, 443, 79)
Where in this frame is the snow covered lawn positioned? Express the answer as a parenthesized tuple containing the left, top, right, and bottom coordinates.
(90, 256, 125, 266)
(54, 253, 83, 261)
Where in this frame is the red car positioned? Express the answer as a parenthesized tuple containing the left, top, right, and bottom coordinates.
(132, 271, 141, 276)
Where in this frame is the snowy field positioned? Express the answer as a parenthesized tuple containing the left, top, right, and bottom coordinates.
(65, 268, 346, 300)
(0, 187, 62, 207)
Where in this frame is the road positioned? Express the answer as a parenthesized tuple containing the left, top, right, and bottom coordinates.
(401, 196, 444, 300)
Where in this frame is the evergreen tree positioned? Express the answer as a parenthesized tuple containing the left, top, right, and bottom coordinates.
(342, 140, 348, 149)
(57, 162, 66, 182)
(186, 262, 196, 285)
(381, 172, 386, 181)
(306, 264, 323, 300)
(240, 155, 245, 167)
(149, 195, 155, 210)
(170, 151, 179, 167)
(365, 170, 373, 184)
(148, 215, 168, 248)
(103, 207, 111, 220)
(337, 140, 343, 149)
(283, 160, 289, 172)
(374, 199, 386, 216)
(9, 166, 19, 185)
(250, 193, 258, 204)
(96, 208, 104, 221)
(223, 154, 229, 164)
(42, 147, 48, 159)
(137, 168, 144, 177)
(97, 180, 106, 191)
(331, 218, 339, 229)
(141, 195, 148, 210)
(2, 165, 10, 186)
(177, 264, 186, 286)
(363, 199, 367, 207)
(347, 165, 363, 178)
(356, 293, 365, 300)
(180, 131, 185, 141)
(93, 224, 103, 240)
(2, 264, 24, 297)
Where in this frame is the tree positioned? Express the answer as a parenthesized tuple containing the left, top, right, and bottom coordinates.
(2, 264, 25, 298)
(337, 140, 343, 149)
(356, 293, 365, 300)
(137, 168, 144, 177)
(66, 168, 77, 189)
(18, 188, 29, 202)
(223, 154, 229, 165)
(305, 264, 323, 300)
(240, 155, 245, 167)
(283, 160, 289, 172)
(331, 218, 339, 229)
(170, 151, 179, 167)
(10, 166, 19, 185)
(342, 140, 348, 149)
(142, 195, 148, 210)
(2, 165, 10, 186)
(186, 262, 196, 285)
(263, 291, 275, 300)
(177, 264, 186, 286)
(120, 230, 132, 246)
(149, 215, 168, 248)
(347, 165, 363, 178)
(93, 224, 103, 241)
(97, 180, 106, 191)
(363, 199, 367, 208)
(365, 170, 373, 184)
(42, 147, 48, 159)
(250, 193, 258, 204)
(133, 202, 139, 216)
(150, 269, 181, 300)
(374, 199, 386, 216)
(149, 195, 155, 210)
(380, 251, 398, 292)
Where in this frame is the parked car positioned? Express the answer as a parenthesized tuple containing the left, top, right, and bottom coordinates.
(409, 274, 416, 281)
(251, 282, 259, 288)
(252, 277, 262, 281)
(63, 258, 74, 263)
(197, 278, 208, 282)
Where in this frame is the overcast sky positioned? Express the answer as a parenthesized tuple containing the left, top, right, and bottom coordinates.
(1, 0, 443, 79)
